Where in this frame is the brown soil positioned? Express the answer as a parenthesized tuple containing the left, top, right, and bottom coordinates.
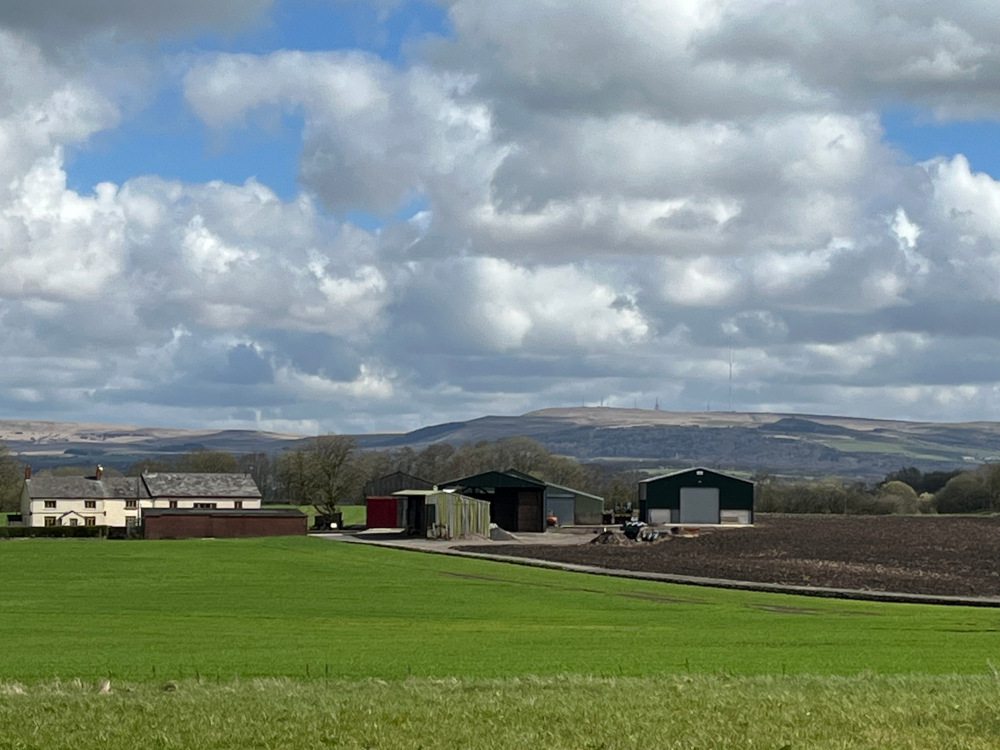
(456, 515, 1000, 597)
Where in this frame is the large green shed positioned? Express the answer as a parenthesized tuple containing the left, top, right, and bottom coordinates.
(505, 469, 605, 526)
(639, 468, 754, 525)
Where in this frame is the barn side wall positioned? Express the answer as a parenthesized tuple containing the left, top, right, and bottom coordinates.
(144, 513, 307, 539)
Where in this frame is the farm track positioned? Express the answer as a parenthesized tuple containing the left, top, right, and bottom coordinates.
(456, 515, 1000, 598)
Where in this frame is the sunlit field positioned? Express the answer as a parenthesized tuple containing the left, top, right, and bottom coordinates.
(2, 536, 999, 747)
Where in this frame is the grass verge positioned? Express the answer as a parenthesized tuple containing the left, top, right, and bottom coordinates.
(2, 674, 1000, 749)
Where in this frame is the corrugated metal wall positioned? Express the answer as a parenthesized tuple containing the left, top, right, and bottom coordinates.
(427, 492, 491, 540)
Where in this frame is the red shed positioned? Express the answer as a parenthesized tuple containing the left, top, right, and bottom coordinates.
(366, 496, 402, 528)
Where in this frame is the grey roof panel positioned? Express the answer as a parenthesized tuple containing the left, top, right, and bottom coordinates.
(141, 472, 262, 499)
(26, 476, 142, 499)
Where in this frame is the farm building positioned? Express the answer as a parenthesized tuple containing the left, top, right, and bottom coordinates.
(392, 490, 491, 539)
(143, 508, 307, 539)
(19, 467, 263, 529)
(437, 470, 546, 532)
(364, 471, 434, 496)
(20, 467, 143, 529)
(140, 472, 262, 511)
(639, 468, 754, 525)
(505, 469, 604, 526)
(365, 472, 434, 529)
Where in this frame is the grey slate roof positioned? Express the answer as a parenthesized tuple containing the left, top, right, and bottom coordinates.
(25, 476, 142, 500)
(141, 472, 262, 499)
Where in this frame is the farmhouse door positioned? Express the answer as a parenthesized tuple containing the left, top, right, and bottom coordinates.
(679, 487, 720, 524)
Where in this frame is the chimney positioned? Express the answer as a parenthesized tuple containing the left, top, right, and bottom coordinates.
(95, 465, 103, 480)
(24, 466, 31, 480)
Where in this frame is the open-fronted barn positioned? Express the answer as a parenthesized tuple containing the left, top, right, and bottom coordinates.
(504, 469, 604, 526)
(365, 472, 434, 529)
(438, 471, 546, 532)
(639, 468, 754, 525)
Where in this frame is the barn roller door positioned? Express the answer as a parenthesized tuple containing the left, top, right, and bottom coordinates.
(547, 498, 575, 527)
(679, 487, 720, 524)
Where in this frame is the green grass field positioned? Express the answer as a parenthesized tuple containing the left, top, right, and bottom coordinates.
(1, 536, 997, 681)
(2, 536, 1000, 747)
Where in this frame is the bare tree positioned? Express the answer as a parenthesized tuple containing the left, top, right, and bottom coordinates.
(309, 435, 362, 519)
(276, 448, 313, 505)
(0, 444, 23, 513)
(237, 452, 277, 502)
(174, 449, 238, 473)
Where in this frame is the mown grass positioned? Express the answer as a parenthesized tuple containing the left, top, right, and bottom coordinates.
(1, 537, 999, 682)
(2, 674, 1000, 749)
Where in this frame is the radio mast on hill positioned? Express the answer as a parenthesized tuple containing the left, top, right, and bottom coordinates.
(729, 346, 734, 411)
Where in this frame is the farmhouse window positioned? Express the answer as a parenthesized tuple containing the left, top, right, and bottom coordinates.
(44, 500, 56, 508)
(125, 517, 137, 527)
(44, 516, 57, 527)
(85, 500, 96, 509)
(169, 501, 178, 509)
(69, 518, 79, 527)
(125, 500, 137, 509)
(234, 501, 243, 509)
(84, 517, 96, 526)
(194, 503, 217, 509)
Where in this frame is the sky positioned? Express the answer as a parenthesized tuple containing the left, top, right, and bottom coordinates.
(5, 1, 1000, 435)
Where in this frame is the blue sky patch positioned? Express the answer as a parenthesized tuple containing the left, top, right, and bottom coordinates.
(881, 108, 1000, 178)
(64, 0, 450, 199)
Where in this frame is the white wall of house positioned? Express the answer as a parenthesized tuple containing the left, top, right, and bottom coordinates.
(144, 498, 261, 511)
(21, 496, 262, 527)
(21, 496, 139, 528)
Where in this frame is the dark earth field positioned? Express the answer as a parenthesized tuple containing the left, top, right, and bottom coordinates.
(458, 515, 1000, 597)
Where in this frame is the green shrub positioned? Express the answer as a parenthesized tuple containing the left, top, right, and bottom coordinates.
(934, 472, 991, 514)
(0, 525, 109, 539)
(877, 480, 919, 514)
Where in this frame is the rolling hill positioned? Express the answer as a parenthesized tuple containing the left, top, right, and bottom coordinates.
(2, 407, 998, 479)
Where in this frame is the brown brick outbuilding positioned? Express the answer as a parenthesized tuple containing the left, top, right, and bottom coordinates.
(143, 508, 307, 539)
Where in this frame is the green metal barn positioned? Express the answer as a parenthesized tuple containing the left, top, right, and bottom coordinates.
(639, 468, 754, 525)
(503, 469, 604, 526)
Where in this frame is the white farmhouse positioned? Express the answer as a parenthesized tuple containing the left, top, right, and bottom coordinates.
(20, 467, 142, 529)
(20, 467, 262, 528)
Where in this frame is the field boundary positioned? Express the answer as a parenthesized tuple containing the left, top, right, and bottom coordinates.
(345, 536, 1000, 608)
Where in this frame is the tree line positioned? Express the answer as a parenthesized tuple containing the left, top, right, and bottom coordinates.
(753, 465, 997, 515)
(0, 437, 640, 517)
(4, 435, 1000, 519)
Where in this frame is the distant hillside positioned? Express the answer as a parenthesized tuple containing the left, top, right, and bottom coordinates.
(1, 408, 997, 479)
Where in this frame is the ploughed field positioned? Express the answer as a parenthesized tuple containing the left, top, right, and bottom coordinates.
(459, 514, 1000, 597)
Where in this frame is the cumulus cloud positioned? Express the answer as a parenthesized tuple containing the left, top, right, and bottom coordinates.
(6, 0, 1000, 431)
(0, 0, 272, 44)
(184, 50, 502, 216)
